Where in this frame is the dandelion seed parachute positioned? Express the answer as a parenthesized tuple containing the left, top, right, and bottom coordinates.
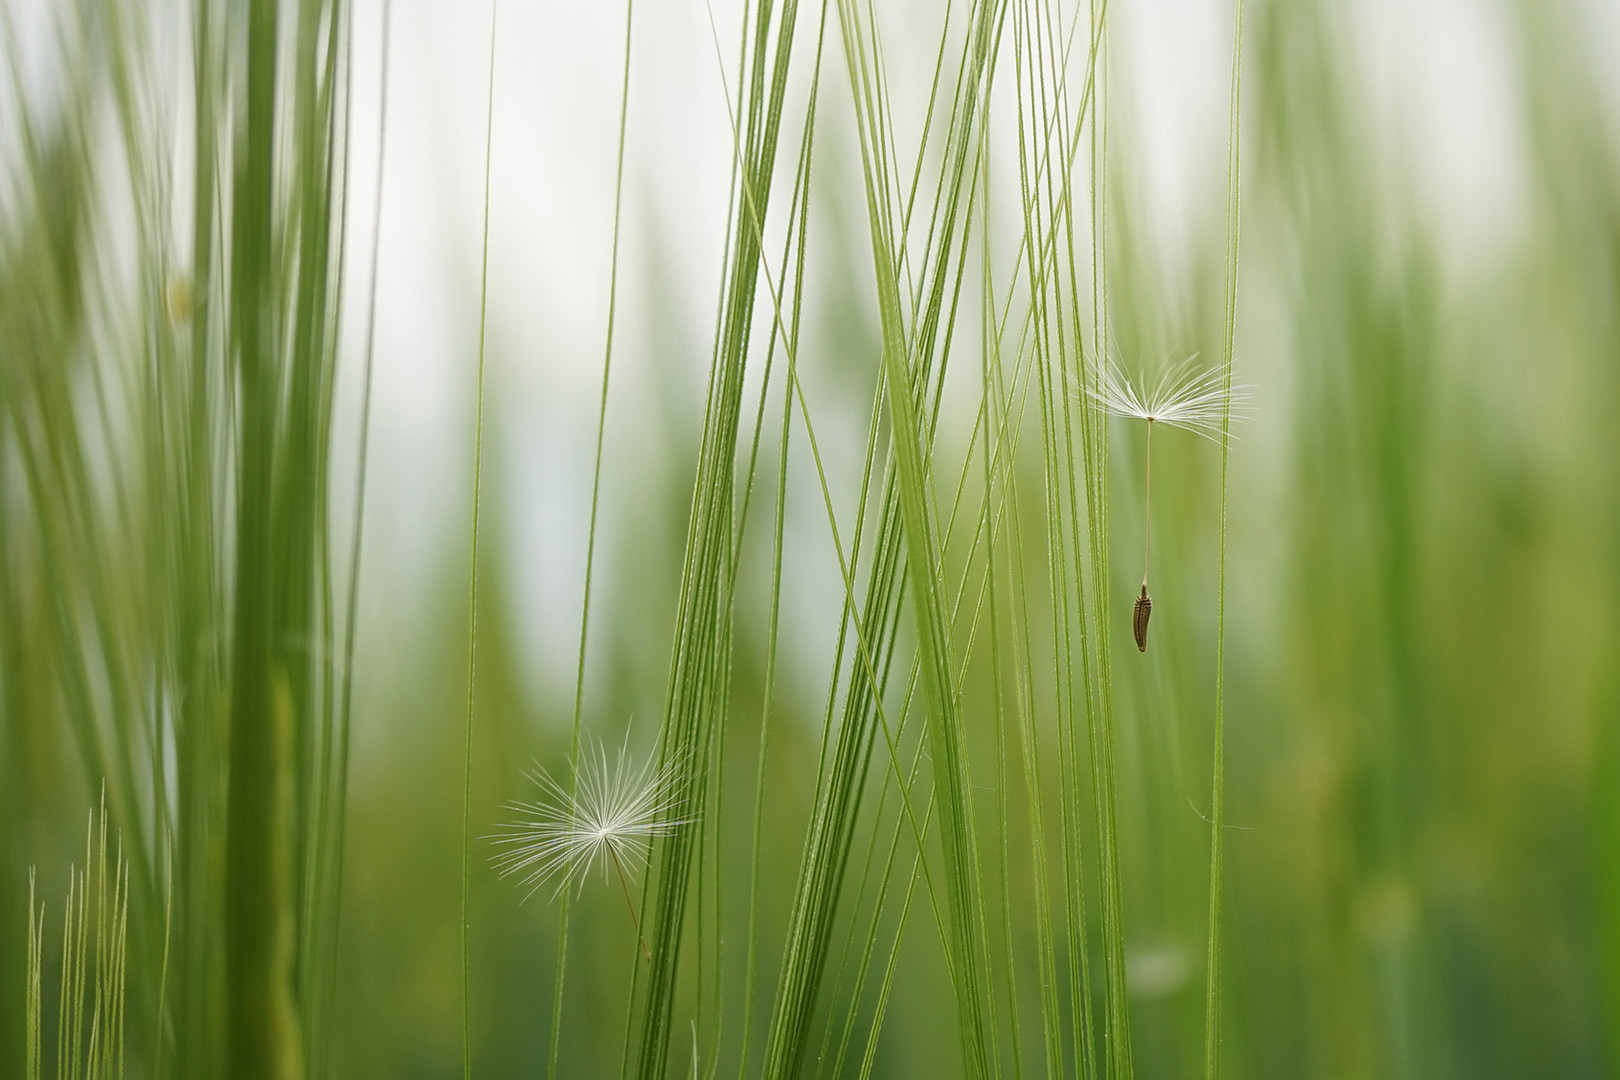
(1083, 354, 1252, 654)
(1084, 353, 1254, 442)
(487, 744, 689, 901)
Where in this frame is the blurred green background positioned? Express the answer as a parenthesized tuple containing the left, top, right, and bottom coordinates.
(2, 0, 1618, 1076)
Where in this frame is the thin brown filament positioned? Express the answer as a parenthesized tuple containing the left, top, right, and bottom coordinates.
(608, 846, 652, 963)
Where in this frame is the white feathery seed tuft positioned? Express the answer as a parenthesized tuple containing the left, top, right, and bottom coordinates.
(1085, 353, 1254, 442)
(488, 743, 689, 902)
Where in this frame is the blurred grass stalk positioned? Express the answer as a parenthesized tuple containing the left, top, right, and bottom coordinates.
(1, 0, 360, 1075)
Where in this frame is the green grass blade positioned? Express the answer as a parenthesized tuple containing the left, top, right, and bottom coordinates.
(459, 5, 499, 1077)
(546, 1, 636, 1072)
(627, 5, 809, 1075)
(1202, 0, 1244, 1075)
(832, 3, 1006, 1073)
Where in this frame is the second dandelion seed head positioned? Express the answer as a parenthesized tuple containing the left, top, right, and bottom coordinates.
(488, 742, 691, 902)
(489, 740, 694, 962)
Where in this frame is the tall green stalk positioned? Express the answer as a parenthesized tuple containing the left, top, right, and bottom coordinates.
(1203, 0, 1245, 1075)
(547, 0, 636, 1071)
(833, 2, 1008, 1074)
(626, 4, 808, 1075)
(459, 5, 500, 1077)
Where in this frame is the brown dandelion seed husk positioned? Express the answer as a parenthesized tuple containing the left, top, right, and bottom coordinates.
(1133, 585, 1153, 652)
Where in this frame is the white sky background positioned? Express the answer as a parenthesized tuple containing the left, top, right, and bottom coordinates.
(328, 0, 1576, 747)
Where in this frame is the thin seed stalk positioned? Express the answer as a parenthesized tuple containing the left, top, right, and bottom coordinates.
(1132, 418, 1155, 653)
(1142, 418, 1153, 589)
(608, 846, 653, 963)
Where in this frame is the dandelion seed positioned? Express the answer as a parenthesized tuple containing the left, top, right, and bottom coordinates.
(1084, 354, 1253, 652)
(1133, 585, 1153, 653)
(488, 742, 691, 961)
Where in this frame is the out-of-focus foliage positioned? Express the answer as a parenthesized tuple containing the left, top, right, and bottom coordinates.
(2, 0, 1617, 1077)
(2, 0, 353, 1075)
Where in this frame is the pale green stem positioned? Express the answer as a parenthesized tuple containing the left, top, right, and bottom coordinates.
(1204, 0, 1245, 1073)
(1143, 418, 1153, 589)
(460, 5, 498, 1078)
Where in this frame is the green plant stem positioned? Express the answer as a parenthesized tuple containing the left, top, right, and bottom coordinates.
(460, 5, 498, 1078)
(1143, 418, 1153, 589)
(548, 0, 635, 1070)
(1203, 0, 1244, 1075)
(326, 3, 391, 1066)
